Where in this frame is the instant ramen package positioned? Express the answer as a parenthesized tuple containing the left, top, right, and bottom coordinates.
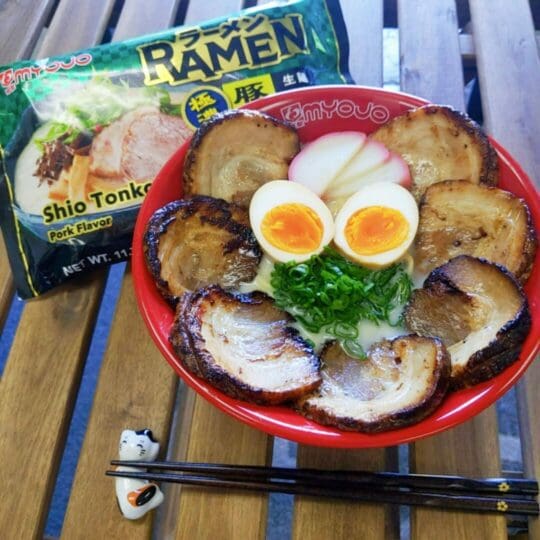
(0, 0, 352, 299)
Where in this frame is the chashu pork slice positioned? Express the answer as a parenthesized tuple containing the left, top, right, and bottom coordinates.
(90, 106, 158, 178)
(183, 109, 300, 207)
(121, 110, 191, 181)
(415, 180, 537, 282)
(144, 196, 261, 305)
(90, 106, 191, 181)
(404, 255, 531, 388)
(370, 105, 498, 200)
(170, 286, 322, 405)
(296, 336, 450, 432)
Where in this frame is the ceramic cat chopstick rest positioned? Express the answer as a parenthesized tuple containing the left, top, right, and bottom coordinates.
(115, 428, 164, 520)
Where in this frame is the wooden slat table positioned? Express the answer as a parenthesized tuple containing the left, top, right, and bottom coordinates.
(0, 1, 538, 539)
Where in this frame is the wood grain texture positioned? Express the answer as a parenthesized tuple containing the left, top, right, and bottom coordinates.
(38, 0, 116, 57)
(60, 270, 177, 539)
(340, 0, 383, 86)
(0, 0, 49, 345)
(155, 3, 273, 538)
(291, 3, 397, 539)
(469, 0, 540, 187)
(152, 384, 196, 539)
(469, 2, 540, 538)
(398, 1, 507, 538)
(292, 448, 398, 540)
(173, 397, 271, 540)
(460, 32, 540, 63)
(399, 0, 464, 108)
(0, 0, 135, 537)
(114, 0, 182, 42)
(0, 0, 57, 64)
(517, 379, 540, 540)
(184, 0, 243, 24)
(0, 271, 106, 539)
(153, 6, 250, 537)
(0, 236, 14, 333)
(58, 0, 182, 536)
(410, 410, 507, 539)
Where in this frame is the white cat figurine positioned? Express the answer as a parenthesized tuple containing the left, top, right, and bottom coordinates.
(115, 428, 164, 520)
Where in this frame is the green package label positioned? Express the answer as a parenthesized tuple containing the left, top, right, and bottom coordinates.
(0, 0, 352, 298)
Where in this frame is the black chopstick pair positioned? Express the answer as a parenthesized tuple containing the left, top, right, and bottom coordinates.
(106, 460, 539, 517)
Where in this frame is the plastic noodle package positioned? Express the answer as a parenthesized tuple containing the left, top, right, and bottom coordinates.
(0, 0, 352, 298)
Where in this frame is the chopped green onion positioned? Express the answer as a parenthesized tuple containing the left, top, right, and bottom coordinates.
(270, 247, 412, 358)
(342, 339, 367, 360)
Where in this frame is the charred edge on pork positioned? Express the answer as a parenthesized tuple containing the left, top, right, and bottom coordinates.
(171, 292, 202, 377)
(296, 336, 451, 433)
(405, 255, 531, 389)
(169, 286, 322, 405)
(425, 256, 531, 388)
(420, 105, 499, 187)
(415, 179, 537, 282)
(143, 195, 261, 305)
(370, 104, 499, 199)
(182, 109, 300, 206)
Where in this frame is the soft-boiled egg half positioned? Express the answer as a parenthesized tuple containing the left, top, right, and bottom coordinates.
(334, 183, 419, 268)
(250, 180, 334, 262)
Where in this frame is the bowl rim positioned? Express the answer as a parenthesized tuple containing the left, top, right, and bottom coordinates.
(132, 84, 540, 448)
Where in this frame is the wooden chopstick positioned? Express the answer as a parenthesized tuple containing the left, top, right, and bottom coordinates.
(109, 460, 538, 497)
(106, 468, 539, 516)
(107, 461, 539, 516)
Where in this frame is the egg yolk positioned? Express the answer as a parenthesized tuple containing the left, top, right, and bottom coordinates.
(345, 206, 409, 255)
(261, 203, 323, 254)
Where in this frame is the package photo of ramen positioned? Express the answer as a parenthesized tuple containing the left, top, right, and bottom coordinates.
(0, 0, 351, 298)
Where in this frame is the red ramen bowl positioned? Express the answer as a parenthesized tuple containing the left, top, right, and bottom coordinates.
(132, 85, 540, 448)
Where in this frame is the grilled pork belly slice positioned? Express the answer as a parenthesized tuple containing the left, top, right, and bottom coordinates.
(404, 256, 531, 388)
(370, 105, 498, 200)
(183, 110, 300, 207)
(144, 196, 261, 304)
(170, 286, 322, 405)
(415, 180, 537, 282)
(296, 337, 450, 432)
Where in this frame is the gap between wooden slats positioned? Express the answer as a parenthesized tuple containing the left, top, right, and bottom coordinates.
(0, 237, 15, 334)
(398, 1, 507, 539)
(0, 0, 61, 370)
(0, 0, 118, 340)
(0, 0, 57, 62)
(0, 0, 160, 538)
(53, 1, 187, 538)
(469, 2, 540, 538)
(0, 1, 122, 537)
(0, 270, 108, 538)
(55, 0, 272, 538)
(59, 271, 177, 539)
(40, 0, 116, 54)
(290, 2, 399, 539)
(152, 3, 276, 539)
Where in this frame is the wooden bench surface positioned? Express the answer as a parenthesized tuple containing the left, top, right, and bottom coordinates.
(0, 1, 538, 538)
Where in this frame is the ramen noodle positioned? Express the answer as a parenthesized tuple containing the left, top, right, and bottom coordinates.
(0, 0, 352, 298)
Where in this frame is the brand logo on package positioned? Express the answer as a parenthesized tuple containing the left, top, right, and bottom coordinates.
(137, 13, 308, 86)
(0, 53, 92, 96)
(280, 100, 391, 128)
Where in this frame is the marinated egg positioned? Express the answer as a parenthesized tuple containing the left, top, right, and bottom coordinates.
(249, 180, 335, 262)
(334, 183, 418, 268)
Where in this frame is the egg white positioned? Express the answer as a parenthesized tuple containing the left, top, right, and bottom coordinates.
(249, 180, 335, 263)
(333, 183, 419, 268)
